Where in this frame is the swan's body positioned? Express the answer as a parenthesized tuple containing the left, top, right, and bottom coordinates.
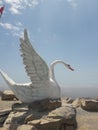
(0, 29, 74, 103)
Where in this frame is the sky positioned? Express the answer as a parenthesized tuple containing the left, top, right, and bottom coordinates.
(0, 0, 98, 91)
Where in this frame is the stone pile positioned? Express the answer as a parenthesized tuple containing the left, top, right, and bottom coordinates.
(0, 98, 76, 130)
(62, 97, 98, 111)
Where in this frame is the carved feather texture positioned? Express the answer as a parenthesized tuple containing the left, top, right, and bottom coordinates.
(20, 29, 49, 84)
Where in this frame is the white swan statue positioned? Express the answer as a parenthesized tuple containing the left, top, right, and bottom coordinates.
(0, 29, 74, 103)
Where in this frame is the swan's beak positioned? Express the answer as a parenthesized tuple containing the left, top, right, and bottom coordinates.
(68, 65, 74, 71)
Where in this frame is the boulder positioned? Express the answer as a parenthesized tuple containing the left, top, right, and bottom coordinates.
(1, 90, 16, 101)
(31, 106, 76, 130)
(81, 99, 98, 111)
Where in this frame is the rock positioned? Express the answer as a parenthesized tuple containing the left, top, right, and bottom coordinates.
(17, 125, 37, 130)
(81, 99, 98, 111)
(27, 120, 41, 126)
(0, 109, 11, 127)
(29, 98, 61, 111)
(62, 97, 74, 104)
(1, 90, 16, 101)
(25, 114, 34, 123)
(95, 97, 98, 101)
(72, 98, 81, 108)
(3, 111, 27, 130)
(12, 102, 28, 112)
(76, 107, 98, 130)
(41, 98, 61, 110)
(66, 97, 74, 104)
(0, 116, 7, 127)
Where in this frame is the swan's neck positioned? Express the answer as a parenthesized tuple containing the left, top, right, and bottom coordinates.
(49, 62, 56, 80)
(49, 60, 68, 80)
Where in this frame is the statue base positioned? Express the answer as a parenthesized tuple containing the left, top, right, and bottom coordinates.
(28, 98, 62, 111)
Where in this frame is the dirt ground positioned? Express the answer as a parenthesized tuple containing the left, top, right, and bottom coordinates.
(0, 96, 18, 111)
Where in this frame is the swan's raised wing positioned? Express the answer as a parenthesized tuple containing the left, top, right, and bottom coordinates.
(20, 29, 49, 84)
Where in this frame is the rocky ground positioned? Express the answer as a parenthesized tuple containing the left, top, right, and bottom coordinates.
(0, 90, 98, 130)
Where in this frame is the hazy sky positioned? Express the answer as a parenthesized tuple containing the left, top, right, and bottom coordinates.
(0, 0, 98, 90)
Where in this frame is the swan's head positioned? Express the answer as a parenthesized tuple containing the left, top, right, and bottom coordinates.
(65, 64, 74, 71)
(50, 60, 74, 71)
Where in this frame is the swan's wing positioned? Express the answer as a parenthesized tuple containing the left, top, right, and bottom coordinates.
(20, 29, 49, 84)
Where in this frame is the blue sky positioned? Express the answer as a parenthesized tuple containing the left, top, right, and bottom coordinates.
(0, 0, 98, 90)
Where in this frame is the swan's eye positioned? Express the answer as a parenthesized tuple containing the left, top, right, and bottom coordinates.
(67, 64, 71, 68)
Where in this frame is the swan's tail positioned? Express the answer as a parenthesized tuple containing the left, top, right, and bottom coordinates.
(0, 69, 16, 87)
